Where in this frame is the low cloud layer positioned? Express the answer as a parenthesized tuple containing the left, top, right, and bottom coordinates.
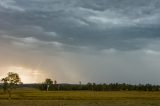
(0, 0, 160, 84)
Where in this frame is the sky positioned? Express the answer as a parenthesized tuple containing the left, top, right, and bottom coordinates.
(0, 0, 160, 84)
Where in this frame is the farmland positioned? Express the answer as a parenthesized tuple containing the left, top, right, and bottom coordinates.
(0, 88, 160, 106)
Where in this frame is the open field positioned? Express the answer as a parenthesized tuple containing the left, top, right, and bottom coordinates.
(0, 89, 160, 106)
(1, 100, 160, 106)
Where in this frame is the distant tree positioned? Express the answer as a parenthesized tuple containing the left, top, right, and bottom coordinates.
(54, 80, 59, 91)
(54, 80, 57, 85)
(79, 81, 82, 90)
(45, 78, 53, 91)
(92, 83, 96, 91)
(79, 81, 82, 85)
(87, 82, 92, 90)
(1, 77, 8, 93)
(1, 72, 22, 99)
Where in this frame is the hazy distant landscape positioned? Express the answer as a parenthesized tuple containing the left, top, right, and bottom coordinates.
(1, 81, 160, 106)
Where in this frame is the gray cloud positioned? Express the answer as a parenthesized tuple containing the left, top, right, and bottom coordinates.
(1, 0, 160, 51)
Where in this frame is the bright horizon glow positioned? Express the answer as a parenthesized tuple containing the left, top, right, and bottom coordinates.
(0, 66, 47, 84)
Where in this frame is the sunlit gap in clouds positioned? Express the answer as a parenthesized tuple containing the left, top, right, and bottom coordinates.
(0, 66, 47, 84)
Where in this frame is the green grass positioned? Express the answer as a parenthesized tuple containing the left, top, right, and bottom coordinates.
(0, 88, 160, 105)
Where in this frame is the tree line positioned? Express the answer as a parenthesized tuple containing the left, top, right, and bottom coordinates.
(36, 82, 160, 91)
(1, 72, 160, 99)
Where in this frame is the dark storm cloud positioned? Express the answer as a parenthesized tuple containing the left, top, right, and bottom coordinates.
(0, 0, 160, 51)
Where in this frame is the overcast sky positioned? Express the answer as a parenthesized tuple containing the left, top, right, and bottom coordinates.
(0, 0, 160, 84)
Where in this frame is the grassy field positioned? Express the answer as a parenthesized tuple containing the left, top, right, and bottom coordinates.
(0, 88, 160, 106)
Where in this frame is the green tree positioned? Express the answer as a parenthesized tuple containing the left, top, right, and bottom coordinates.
(1, 72, 22, 99)
(45, 78, 53, 91)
